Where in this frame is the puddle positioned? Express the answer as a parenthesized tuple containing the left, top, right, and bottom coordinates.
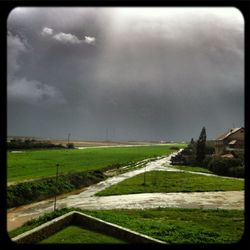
(7, 150, 244, 232)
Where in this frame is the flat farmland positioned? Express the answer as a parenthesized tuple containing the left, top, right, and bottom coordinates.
(8, 144, 184, 183)
(49, 140, 143, 147)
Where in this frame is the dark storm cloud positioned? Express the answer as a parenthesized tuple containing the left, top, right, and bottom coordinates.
(7, 7, 244, 141)
(7, 31, 67, 106)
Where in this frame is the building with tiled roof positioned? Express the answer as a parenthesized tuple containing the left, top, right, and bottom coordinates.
(213, 127, 244, 155)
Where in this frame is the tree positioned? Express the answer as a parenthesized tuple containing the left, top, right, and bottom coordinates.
(187, 137, 195, 151)
(190, 138, 195, 145)
(196, 127, 207, 164)
(67, 143, 75, 149)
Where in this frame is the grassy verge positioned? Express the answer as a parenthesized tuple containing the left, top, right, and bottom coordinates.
(7, 170, 104, 208)
(8, 144, 184, 182)
(9, 207, 244, 244)
(8, 208, 74, 238)
(83, 208, 244, 244)
(39, 225, 127, 244)
(171, 165, 212, 173)
(96, 171, 244, 196)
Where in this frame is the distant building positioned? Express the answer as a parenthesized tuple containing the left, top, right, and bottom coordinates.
(211, 127, 244, 155)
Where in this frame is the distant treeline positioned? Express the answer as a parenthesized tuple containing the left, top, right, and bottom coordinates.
(7, 139, 74, 150)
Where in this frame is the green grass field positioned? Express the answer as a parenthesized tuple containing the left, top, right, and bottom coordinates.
(8, 144, 184, 182)
(9, 207, 244, 244)
(39, 225, 127, 244)
(171, 165, 212, 173)
(83, 208, 244, 244)
(96, 171, 244, 196)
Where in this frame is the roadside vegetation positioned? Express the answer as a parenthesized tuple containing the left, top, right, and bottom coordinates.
(104, 156, 162, 177)
(7, 145, 184, 208)
(170, 165, 212, 173)
(9, 207, 244, 244)
(96, 171, 244, 196)
(170, 127, 244, 178)
(39, 225, 127, 244)
(7, 170, 104, 208)
(9, 208, 73, 238)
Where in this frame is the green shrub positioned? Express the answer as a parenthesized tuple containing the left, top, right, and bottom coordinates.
(100, 163, 124, 172)
(185, 155, 197, 166)
(8, 139, 66, 150)
(208, 157, 243, 177)
(228, 166, 245, 178)
(205, 145, 215, 155)
(170, 154, 186, 165)
(202, 155, 213, 168)
(7, 170, 105, 208)
(66, 143, 75, 149)
(169, 146, 180, 150)
(181, 148, 193, 156)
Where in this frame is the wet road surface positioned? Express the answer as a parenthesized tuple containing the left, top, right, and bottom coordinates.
(7, 150, 244, 231)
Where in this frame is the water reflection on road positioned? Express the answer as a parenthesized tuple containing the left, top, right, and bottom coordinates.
(7, 150, 244, 231)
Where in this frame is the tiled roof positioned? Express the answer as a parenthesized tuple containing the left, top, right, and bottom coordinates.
(215, 127, 243, 141)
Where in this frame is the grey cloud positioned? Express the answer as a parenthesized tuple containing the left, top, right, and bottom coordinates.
(40, 26, 96, 45)
(52, 32, 82, 44)
(41, 27, 53, 36)
(52, 32, 96, 45)
(8, 77, 67, 105)
(84, 36, 96, 45)
(8, 30, 67, 107)
(7, 7, 244, 141)
(7, 31, 27, 72)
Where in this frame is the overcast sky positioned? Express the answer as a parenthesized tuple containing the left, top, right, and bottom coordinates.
(7, 7, 244, 141)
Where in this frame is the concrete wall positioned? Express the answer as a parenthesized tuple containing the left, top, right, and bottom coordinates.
(12, 211, 74, 244)
(12, 211, 167, 244)
(73, 211, 166, 244)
